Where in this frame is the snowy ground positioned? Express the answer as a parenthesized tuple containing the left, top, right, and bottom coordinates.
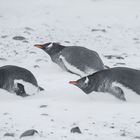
(0, 0, 140, 139)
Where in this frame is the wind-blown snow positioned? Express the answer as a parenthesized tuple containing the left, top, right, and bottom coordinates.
(0, 0, 140, 139)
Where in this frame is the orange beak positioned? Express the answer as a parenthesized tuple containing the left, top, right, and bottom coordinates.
(69, 81, 77, 85)
(34, 44, 44, 49)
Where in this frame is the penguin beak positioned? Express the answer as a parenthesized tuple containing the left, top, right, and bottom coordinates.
(69, 81, 77, 85)
(34, 44, 44, 49)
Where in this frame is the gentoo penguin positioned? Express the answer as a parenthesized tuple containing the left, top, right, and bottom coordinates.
(0, 65, 43, 97)
(69, 67, 140, 101)
(34, 42, 105, 77)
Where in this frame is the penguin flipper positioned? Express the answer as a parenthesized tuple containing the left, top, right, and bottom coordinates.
(111, 86, 126, 101)
(59, 56, 81, 77)
(14, 83, 28, 97)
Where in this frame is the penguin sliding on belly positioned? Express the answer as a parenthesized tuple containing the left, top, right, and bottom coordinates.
(0, 65, 44, 97)
(34, 42, 105, 77)
(69, 67, 140, 101)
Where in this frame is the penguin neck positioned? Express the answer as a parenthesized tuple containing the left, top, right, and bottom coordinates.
(45, 44, 65, 56)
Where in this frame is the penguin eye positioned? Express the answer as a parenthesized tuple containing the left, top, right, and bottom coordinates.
(84, 82, 88, 87)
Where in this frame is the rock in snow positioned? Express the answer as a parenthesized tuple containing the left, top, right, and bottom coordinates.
(12, 36, 26, 41)
(20, 129, 39, 138)
(4, 133, 15, 137)
(71, 126, 82, 134)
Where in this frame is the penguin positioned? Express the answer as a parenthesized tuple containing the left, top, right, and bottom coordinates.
(0, 65, 44, 97)
(34, 42, 105, 77)
(69, 67, 140, 101)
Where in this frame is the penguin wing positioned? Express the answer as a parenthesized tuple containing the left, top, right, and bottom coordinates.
(113, 86, 126, 101)
(59, 55, 84, 77)
(14, 83, 28, 97)
(110, 82, 126, 101)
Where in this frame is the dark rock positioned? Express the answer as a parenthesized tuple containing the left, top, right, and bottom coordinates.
(71, 126, 82, 134)
(104, 55, 124, 60)
(12, 36, 26, 41)
(121, 132, 126, 136)
(135, 41, 140, 44)
(22, 40, 29, 43)
(34, 65, 40, 68)
(36, 59, 47, 62)
(61, 136, 67, 138)
(133, 38, 139, 40)
(135, 136, 140, 139)
(24, 27, 34, 31)
(41, 113, 49, 116)
(1, 35, 8, 38)
(3, 112, 9, 115)
(64, 41, 70, 43)
(4, 133, 15, 137)
(40, 104, 47, 108)
(23, 31, 31, 35)
(51, 119, 54, 122)
(110, 126, 115, 129)
(136, 121, 140, 123)
(20, 129, 39, 138)
(13, 50, 18, 55)
(91, 29, 107, 32)
(120, 130, 126, 136)
(0, 58, 7, 61)
(29, 51, 37, 54)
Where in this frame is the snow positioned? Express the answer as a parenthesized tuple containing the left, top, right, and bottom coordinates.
(0, 0, 140, 139)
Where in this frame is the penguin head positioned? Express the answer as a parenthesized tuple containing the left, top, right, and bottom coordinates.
(69, 76, 92, 94)
(34, 42, 65, 56)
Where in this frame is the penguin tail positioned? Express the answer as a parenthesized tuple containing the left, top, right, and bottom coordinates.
(38, 86, 44, 91)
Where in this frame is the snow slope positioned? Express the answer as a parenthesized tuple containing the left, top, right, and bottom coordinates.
(0, 0, 140, 139)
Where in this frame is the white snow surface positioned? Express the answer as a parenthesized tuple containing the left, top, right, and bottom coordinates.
(0, 0, 140, 139)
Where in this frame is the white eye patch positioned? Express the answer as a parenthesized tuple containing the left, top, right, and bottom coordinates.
(85, 77, 89, 84)
(48, 43, 53, 48)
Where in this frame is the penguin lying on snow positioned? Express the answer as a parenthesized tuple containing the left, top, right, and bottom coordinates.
(34, 42, 105, 77)
(69, 67, 140, 101)
(0, 65, 44, 97)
